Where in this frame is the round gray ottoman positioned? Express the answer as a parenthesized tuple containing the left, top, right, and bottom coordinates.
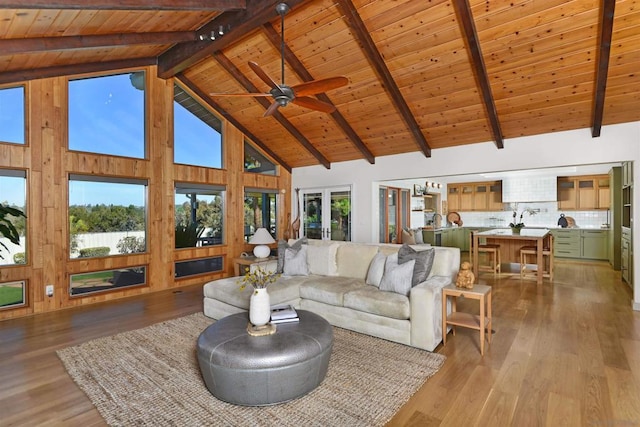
(197, 310, 333, 406)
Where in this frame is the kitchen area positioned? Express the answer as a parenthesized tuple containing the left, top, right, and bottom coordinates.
(398, 163, 632, 286)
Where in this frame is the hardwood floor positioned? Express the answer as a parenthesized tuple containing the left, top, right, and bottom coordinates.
(1, 259, 639, 426)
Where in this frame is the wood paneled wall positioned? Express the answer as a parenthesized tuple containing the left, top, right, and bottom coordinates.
(0, 65, 291, 320)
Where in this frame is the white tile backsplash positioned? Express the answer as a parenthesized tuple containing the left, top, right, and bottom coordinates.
(456, 201, 610, 229)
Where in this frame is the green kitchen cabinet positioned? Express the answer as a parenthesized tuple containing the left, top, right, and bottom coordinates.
(582, 230, 609, 260)
(552, 229, 609, 260)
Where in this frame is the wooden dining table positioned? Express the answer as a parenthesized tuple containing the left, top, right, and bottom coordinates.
(472, 228, 552, 284)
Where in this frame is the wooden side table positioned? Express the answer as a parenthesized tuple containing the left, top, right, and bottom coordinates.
(441, 284, 492, 355)
(233, 255, 278, 276)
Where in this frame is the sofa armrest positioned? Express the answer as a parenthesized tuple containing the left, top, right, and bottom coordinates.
(409, 275, 452, 351)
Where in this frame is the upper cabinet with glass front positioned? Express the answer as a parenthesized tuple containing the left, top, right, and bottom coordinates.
(446, 181, 502, 212)
(557, 175, 609, 210)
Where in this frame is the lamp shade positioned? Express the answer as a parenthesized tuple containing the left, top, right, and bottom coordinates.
(249, 228, 276, 245)
(249, 228, 275, 258)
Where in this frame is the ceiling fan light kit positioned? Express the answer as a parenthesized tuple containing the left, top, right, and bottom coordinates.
(210, 2, 348, 116)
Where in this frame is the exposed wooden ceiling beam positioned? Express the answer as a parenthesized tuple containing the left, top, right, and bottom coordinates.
(176, 73, 292, 172)
(453, 0, 504, 150)
(213, 51, 331, 169)
(157, 0, 311, 79)
(0, 57, 155, 85)
(336, 0, 431, 158)
(0, 32, 196, 55)
(0, 0, 245, 10)
(261, 22, 375, 165)
(591, 0, 616, 138)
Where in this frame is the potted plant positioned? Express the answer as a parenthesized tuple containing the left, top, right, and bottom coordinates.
(238, 266, 281, 327)
(509, 206, 536, 234)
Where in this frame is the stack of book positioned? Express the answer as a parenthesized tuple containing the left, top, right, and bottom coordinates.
(270, 304, 299, 324)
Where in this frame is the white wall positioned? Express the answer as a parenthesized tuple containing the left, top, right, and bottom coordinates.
(292, 122, 640, 309)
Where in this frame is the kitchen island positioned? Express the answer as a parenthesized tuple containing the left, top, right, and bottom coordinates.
(473, 228, 552, 284)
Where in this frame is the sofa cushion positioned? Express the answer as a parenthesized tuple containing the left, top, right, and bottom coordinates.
(307, 243, 339, 276)
(277, 237, 307, 273)
(398, 245, 435, 286)
(379, 253, 415, 296)
(283, 245, 309, 276)
(203, 276, 302, 309)
(336, 244, 379, 279)
(344, 286, 410, 320)
(365, 252, 386, 287)
(299, 276, 365, 306)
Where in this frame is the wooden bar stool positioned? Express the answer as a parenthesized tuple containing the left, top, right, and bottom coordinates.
(520, 234, 554, 280)
(470, 230, 501, 275)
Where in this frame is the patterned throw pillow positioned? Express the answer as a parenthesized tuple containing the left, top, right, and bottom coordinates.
(398, 244, 435, 286)
(277, 237, 307, 273)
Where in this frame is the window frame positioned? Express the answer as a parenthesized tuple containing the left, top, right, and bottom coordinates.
(173, 83, 224, 169)
(244, 188, 278, 242)
(67, 71, 147, 159)
(174, 182, 226, 249)
(0, 84, 26, 146)
(68, 174, 149, 260)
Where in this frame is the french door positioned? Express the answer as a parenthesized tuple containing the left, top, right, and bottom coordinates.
(300, 186, 352, 241)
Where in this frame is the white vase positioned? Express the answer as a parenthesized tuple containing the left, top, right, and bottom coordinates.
(249, 288, 271, 327)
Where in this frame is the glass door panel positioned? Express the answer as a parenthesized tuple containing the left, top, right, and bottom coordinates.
(302, 191, 323, 240)
(301, 186, 352, 241)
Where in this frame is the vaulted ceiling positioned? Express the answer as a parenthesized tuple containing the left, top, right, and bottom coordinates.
(1, 0, 638, 171)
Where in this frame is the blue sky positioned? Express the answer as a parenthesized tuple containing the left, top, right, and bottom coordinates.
(0, 72, 223, 207)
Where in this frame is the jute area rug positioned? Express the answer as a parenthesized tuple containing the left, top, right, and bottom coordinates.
(57, 312, 446, 427)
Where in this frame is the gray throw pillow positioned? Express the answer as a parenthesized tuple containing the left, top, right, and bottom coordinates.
(379, 253, 415, 296)
(398, 245, 435, 286)
(283, 245, 309, 276)
(277, 237, 308, 273)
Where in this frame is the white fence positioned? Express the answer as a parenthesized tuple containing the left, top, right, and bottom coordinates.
(0, 231, 146, 266)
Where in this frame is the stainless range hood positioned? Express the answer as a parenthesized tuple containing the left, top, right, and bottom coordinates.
(502, 176, 557, 203)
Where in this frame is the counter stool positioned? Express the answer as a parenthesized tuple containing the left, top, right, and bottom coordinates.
(520, 234, 554, 280)
(470, 231, 501, 275)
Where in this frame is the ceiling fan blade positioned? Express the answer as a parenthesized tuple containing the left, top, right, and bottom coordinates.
(263, 101, 281, 117)
(291, 77, 348, 97)
(209, 93, 272, 97)
(291, 97, 336, 113)
(248, 61, 280, 90)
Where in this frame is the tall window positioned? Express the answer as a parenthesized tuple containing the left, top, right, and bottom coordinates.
(68, 175, 147, 258)
(175, 183, 224, 248)
(68, 72, 145, 158)
(0, 169, 27, 265)
(174, 84, 222, 169)
(244, 140, 276, 175)
(244, 189, 278, 242)
(0, 86, 25, 145)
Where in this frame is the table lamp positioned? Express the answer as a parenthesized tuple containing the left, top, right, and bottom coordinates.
(249, 228, 275, 258)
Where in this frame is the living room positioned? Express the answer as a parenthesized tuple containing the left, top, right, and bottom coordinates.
(1, 1, 640, 425)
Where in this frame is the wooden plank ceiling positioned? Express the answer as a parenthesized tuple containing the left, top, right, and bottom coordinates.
(1, 0, 638, 170)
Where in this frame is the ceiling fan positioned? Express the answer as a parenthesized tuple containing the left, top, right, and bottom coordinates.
(210, 2, 348, 117)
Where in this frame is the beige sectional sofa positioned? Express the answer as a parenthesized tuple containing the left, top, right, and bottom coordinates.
(202, 239, 460, 351)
